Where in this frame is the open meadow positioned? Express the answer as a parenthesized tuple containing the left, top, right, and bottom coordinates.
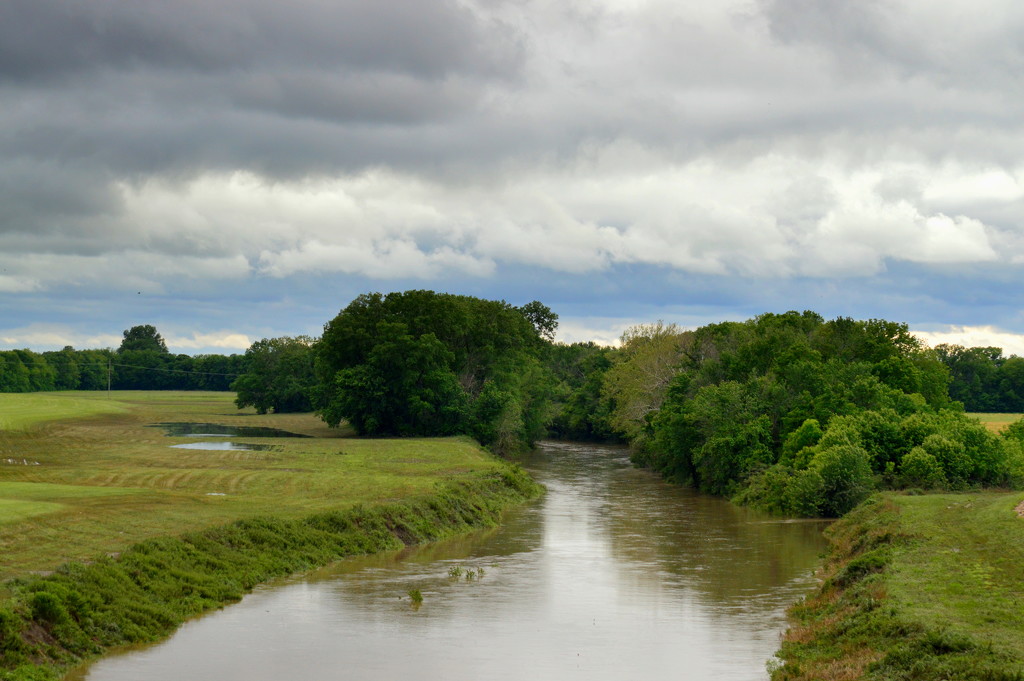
(969, 412, 1024, 434)
(0, 391, 505, 581)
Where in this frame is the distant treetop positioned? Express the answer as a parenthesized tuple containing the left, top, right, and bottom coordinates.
(118, 325, 168, 354)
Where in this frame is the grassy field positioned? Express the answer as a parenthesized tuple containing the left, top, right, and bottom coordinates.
(775, 491, 1024, 680)
(968, 412, 1023, 434)
(0, 393, 127, 431)
(0, 391, 506, 580)
(889, 494, 1024, 661)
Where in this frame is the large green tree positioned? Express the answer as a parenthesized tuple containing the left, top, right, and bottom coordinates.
(314, 291, 553, 452)
(118, 325, 168, 354)
(232, 337, 316, 414)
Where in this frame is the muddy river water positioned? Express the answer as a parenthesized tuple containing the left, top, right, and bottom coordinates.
(70, 442, 828, 681)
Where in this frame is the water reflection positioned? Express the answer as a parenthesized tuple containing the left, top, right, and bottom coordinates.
(170, 442, 276, 452)
(152, 423, 311, 438)
(70, 442, 827, 681)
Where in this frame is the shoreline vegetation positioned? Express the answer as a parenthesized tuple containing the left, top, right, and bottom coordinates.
(0, 392, 542, 681)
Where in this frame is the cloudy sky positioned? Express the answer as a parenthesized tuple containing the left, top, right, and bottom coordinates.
(3, 0, 1024, 355)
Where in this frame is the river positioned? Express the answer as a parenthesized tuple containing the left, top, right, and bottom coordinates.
(69, 442, 828, 681)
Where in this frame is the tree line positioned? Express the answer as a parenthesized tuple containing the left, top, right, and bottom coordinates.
(586, 312, 1024, 516)
(0, 325, 245, 392)
(6, 295, 1024, 518)
(933, 344, 1024, 412)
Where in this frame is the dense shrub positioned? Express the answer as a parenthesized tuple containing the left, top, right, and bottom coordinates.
(899, 447, 948, 489)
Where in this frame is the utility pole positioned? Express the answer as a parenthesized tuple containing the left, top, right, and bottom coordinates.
(107, 357, 111, 397)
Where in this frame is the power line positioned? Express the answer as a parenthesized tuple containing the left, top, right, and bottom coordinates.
(72, 361, 244, 378)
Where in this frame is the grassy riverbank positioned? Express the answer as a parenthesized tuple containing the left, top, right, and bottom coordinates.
(772, 492, 1024, 680)
(0, 391, 515, 578)
(0, 392, 542, 680)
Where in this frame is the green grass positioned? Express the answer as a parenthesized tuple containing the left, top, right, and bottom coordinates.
(0, 393, 127, 431)
(0, 483, 145, 526)
(0, 499, 64, 525)
(888, 494, 1024, 660)
(774, 492, 1024, 680)
(0, 391, 513, 579)
(968, 412, 1023, 434)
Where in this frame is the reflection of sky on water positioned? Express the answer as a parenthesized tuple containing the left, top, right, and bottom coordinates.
(170, 442, 274, 451)
(73, 442, 827, 681)
(152, 422, 311, 438)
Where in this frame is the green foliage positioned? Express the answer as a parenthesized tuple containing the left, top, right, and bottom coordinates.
(779, 418, 822, 467)
(0, 345, 248, 393)
(899, 447, 948, 489)
(118, 325, 168, 354)
(0, 350, 56, 393)
(601, 322, 686, 445)
(231, 336, 316, 414)
(517, 300, 559, 342)
(734, 463, 797, 515)
(810, 444, 874, 517)
(919, 434, 971, 489)
(545, 342, 618, 441)
(1006, 416, 1024, 441)
(314, 291, 553, 453)
(616, 311, 1013, 517)
(327, 327, 469, 436)
(936, 344, 1024, 412)
(785, 467, 826, 517)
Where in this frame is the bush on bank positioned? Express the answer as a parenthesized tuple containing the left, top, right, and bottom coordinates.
(0, 466, 541, 681)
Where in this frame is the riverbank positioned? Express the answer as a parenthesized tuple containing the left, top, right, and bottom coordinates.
(0, 391, 515, 579)
(772, 491, 1024, 680)
(0, 392, 542, 680)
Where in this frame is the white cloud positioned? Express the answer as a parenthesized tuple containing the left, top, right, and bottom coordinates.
(0, 275, 42, 293)
(0, 324, 121, 351)
(162, 332, 251, 352)
(914, 325, 1024, 357)
(67, 155, 1004, 291)
(555, 318, 637, 347)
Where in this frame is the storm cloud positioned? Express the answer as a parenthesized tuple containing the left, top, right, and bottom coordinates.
(2, 0, 1024, 352)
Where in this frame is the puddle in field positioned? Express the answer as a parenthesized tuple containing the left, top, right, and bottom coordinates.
(170, 441, 276, 451)
(152, 423, 311, 438)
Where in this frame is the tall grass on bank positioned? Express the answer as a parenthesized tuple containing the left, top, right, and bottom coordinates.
(773, 493, 1024, 680)
(0, 467, 541, 681)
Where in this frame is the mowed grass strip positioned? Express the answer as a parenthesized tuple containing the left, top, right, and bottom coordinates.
(0, 393, 127, 431)
(0, 482, 146, 526)
(0, 391, 507, 579)
(0, 499, 64, 524)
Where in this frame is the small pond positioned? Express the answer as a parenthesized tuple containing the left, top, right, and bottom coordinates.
(151, 423, 311, 438)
